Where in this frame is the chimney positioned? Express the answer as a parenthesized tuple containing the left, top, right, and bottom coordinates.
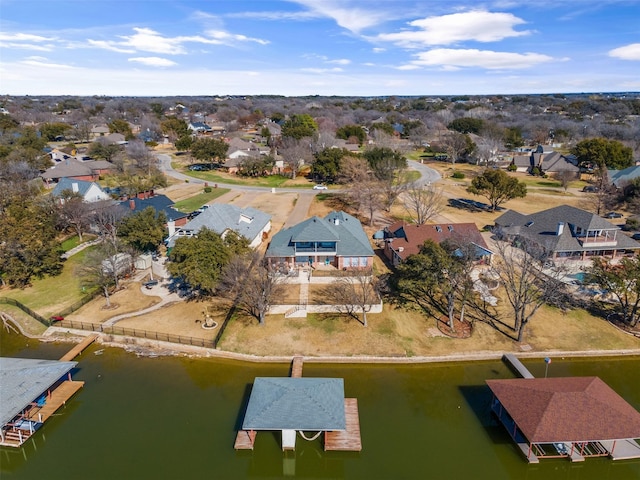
(167, 220, 176, 237)
(129, 199, 136, 210)
(72, 182, 79, 193)
(333, 218, 340, 225)
(557, 222, 564, 236)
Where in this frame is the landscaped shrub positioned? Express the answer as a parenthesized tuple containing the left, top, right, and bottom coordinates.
(203, 186, 212, 193)
(507, 164, 517, 171)
(451, 171, 465, 179)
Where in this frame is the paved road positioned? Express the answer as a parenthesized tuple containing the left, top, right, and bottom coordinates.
(156, 154, 441, 193)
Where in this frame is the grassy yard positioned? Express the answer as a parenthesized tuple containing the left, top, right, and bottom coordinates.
(1, 248, 94, 318)
(172, 187, 231, 212)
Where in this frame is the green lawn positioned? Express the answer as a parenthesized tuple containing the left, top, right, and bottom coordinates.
(173, 163, 316, 189)
(173, 188, 231, 212)
(2, 248, 93, 317)
(60, 234, 97, 252)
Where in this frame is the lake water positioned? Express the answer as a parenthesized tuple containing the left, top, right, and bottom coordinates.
(2, 331, 640, 479)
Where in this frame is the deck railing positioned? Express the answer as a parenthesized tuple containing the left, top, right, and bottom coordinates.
(56, 319, 216, 349)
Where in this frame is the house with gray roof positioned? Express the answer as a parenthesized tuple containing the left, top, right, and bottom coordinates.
(494, 205, 640, 261)
(609, 166, 640, 189)
(51, 178, 110, 203)
(265, 211, 374, 271)
(165, 203, 271, 249)
(41, 158, 114, 184)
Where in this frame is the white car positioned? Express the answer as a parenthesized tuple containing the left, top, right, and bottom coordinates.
(313, 184, 328, 190)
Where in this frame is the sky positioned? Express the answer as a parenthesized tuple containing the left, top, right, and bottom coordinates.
(1, 0, 639, 97)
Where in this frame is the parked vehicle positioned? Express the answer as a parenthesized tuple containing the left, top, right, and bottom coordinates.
(313, 184, 328, 190)
(604, 212, 623, 219)
(144, 279, 159, 289)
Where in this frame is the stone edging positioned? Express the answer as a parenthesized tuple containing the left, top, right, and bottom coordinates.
(43, 327, 640, 363)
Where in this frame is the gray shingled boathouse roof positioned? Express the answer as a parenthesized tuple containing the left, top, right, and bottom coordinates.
(0, 357, 77, 427)
(242, 377, 346, 431)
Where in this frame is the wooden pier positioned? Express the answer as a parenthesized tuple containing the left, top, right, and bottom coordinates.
(291, 356, 304, 378)
(1, 380, 85, 447)
(324, 398, 362, 452)
(234, 429, 256, 450)
(59, 334, 99, 362)
(502, 353, 534, 379)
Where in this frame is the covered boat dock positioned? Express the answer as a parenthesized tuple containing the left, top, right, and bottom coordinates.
(0, 357, 83, 447)
(487, 376, 640, 463)
(235, 357, 361, 452)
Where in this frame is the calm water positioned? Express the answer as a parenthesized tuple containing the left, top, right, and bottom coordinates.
(1, 331, 640, 480)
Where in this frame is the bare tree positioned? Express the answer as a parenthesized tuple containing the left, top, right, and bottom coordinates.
(57, 194, 92, 241)
(76, 242, 133, 307)
(91, 200, 127, 250)
(441, 131, 471, 164)
(490, 239, 567, 342)
(322, 269, 379, 326)
(126, 139, 156, 175)
(219, 254, 285, 325)
(402, 183, 445, 224)
(279, 137, 312, 178)
(554, 170, 578, 192)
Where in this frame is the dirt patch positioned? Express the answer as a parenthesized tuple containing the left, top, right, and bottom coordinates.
(66, 282, 161, 324)
(436, 317, 472, 338)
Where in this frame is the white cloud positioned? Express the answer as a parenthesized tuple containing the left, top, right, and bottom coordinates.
(609, 43, 640, 61)
(88, 27, 268, 55)
(327, 58, 351, 65)
(376, 10, 531, 47)
(301, 67, 344, 73)
(372, 47, 386, 53)
(0, 32, 58, 52)
(128, 57, 177, 67)
(289, 0, 390, 33)
(409, 48, 554, 69)
(0, 33, 56, 42)
(20, 56, 74, 69)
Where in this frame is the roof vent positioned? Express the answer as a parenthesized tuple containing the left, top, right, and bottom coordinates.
(525, 221, 534, 227)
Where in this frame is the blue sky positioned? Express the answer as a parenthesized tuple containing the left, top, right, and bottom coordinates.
(1, 0, 639, 96)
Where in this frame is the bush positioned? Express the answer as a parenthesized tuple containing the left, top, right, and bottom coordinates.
(451, 171, 465, 179)
(507, 164, 517, 172)
(203, 186, 212, 193)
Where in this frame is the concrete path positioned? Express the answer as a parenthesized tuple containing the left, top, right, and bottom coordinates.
(61, 238, 102, 259)
(102, 282, 183, 327)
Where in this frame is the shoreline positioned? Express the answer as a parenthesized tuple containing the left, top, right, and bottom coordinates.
(43, 326, 640, 364)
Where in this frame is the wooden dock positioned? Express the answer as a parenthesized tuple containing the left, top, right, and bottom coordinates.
(234, 429, 256, 450)
(502, 353, 534, 379)
(324, 398, 362, 452)
(291, 356, 304, 378)
(26, 380, 85, 423)
(59, 334, 99, 362)
(1, 380, 85, 447)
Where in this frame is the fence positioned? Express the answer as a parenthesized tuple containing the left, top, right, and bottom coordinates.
(57, 319, 216, 349)
(0, 297, 49, 327)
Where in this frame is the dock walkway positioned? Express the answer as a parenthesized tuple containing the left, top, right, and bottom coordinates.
(502, 353, 534, 379)
(59, 333, 98, 361)
(325, 398, 362, 452)
(291, 356, 304, 378)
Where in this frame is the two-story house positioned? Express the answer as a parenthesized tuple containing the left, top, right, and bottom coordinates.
(494, 205, 640, 260)
(265, 211, 374, 272)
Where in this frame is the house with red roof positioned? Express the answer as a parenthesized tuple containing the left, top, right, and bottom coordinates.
(382, 221, 492, 267)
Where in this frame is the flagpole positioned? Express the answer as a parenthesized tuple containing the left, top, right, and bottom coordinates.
(544, 357, 551, 378)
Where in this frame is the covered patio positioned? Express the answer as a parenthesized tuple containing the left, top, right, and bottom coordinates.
(487, 376, 640, 463)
